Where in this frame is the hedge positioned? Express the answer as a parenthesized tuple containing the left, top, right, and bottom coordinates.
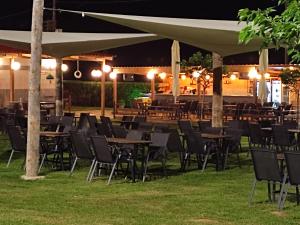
(64, 80, 152, 107)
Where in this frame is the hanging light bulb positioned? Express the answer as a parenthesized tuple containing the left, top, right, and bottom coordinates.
(147, 70, 156, 80)
(205, 74, 211, 80)
(230, 74, 237, 80)
(91, 69, 102, 78)
(103, 65, 111, 73)
(264, 73, 270, 79)
(11, 61, 21, 71)
(61, 64, 68, 72)
(109, 71, 117, 79)
(159, 72, 166, 80)
(192, 71, 200, 78)
(248, 67, 258, 79)
(181, 74, 187, 80)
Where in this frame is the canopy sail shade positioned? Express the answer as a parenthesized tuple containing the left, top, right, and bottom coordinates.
(60, 9, 269, 56)
(0, 30, 160, 58)
(258, 49, 269, 104)
(171, 40, 180, 103)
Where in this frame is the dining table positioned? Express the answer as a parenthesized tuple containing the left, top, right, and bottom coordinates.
(106, 137, 151, 182)
(40, 131, 70, 170)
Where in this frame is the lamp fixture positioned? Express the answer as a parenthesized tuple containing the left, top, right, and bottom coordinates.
(91, 69, 102, 78)
(109, 71, 117, 79)
(11, 60, 21, 71)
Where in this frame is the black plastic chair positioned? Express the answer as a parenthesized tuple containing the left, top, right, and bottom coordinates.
(143, 132, 170, 182)
(6, 125, 26, 167)
(112, 125, 127, 138)
(70, 131, 95, 179)
(279, 151, 300, 210)
(89, 136, 121, 184)
(223, 128, 243, 168)
(249, 149, 284, 205)
(184, 130, 215, 172)
(167, 128, 185, 169)
(272, 125, 297, 151)
(249, 123, 269, 149)
(178, 120, 194, 135)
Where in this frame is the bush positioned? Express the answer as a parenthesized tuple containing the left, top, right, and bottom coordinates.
(64, 80, 151, 107)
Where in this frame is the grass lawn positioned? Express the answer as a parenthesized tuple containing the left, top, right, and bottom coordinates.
(0, 134, 300, 225)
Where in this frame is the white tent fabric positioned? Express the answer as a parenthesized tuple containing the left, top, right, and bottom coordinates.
(171, 40, 180, 102)
(61, 9, 267, 56)
(258, 49, 269, 104)
(0, 30, 160, 57)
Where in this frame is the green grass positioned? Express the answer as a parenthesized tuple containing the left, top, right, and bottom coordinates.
(0, 135, 300, 225)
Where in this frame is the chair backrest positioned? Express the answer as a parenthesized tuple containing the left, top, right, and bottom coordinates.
(70, 131, 94, 159)
(272, 125, 292, 146)
(87, 115, 98, 129)
(150, 132, 169, 148)
(250, 149, 282, 182)
(202, 127, 222, 135)
(178, 120, 193, 134)
(225, 128, 243, 144)
(284, 151, 300, 185)
(100, 116, 113, 129)
(60, 116, 74, 127)
(185, 130, 205, 154)
(96, 122, 112, 137)
(167, 128, 184, 152)
(64, 112, 75, 117)
(126, 130, 143, 140)
(153, 124, 170, 133)
(77, 113, 90, 130)
(283, 120, 297, 129)
(133, 116, 146, 123)
(137, 122, 153, 131)
(90, 136, 115, 163)
(249, 123, 264, 145)
(198, 120, 211, 132)
(121, 115, 133, 122)
(7, 125, 26, 152)
(112, 125, 127, 138)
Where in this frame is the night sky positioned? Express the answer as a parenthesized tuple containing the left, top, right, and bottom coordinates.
(0, 0, 285, 77)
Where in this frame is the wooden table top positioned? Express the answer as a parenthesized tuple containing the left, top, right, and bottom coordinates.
(201, 133, 231, 139)
(40, 131, 70, 137)
(106, 138, 151, 145)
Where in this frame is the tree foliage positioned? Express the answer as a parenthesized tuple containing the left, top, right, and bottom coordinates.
(238, 0, 300, 62)
(279, 68, 300, 92)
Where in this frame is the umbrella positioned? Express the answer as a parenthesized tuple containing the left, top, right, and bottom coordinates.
(171, 40, 180, 103)
(258, 49, 269, 104)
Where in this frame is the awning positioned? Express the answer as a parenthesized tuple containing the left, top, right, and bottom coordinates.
(59, 9, 266, 56)
(0, 30, 160, 58)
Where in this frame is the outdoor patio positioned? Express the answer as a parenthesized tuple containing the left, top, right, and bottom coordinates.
(0, 133, 299, 225)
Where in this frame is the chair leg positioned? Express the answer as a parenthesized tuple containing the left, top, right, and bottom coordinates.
(69, 156, 78, 176)
(297, 185, 299, 205)
(38, 153, 46, 174)
(223, 146, 229, 170)
(6, 149, 14, 167)
(86, 159, 95, 181)
(107, 160, 118, 185)
(278, 174, 287, 210)
(143, 153, 150, 182)
(249, 178, 257, 206)
(202, 149, 210, 173)
(88, 161, 98, 182)
(279, 183, 290, 210)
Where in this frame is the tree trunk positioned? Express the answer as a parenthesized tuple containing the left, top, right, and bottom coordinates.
(297, 90, 300, 129)
(101, 61, 106, 116)
(24, 0, 44, 179)
(212, 53, 223, 128)
(55, 58, 63, 116)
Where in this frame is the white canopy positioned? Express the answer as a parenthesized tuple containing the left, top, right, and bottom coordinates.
(61, 9, 266, 56)
(0, 30, 160, 58)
